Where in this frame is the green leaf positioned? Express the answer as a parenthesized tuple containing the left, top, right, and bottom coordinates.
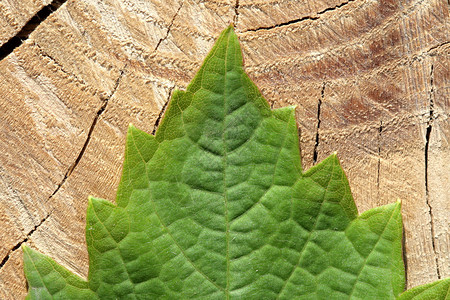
(23, 25, 448, 299)
(22, 245, 97, 299)
(397, 278, 450, 300)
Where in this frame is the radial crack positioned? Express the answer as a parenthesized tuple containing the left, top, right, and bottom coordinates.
(48, 68, 126, 202)
(313, 82, 325, 164)
(234, 0, 240, 26)
(0, 211, 52, 269)
(426, 41, 450, 54)
(424, 63, 441, 279)
(0, 0, 67, 60)
(154, 1, 184, 52)
(245, 0, 355, 32)
(34, 42, 88, 88)
(152, 86, 175, 135)
(377, 121, 382, 196)
(402, 225, 408, 289)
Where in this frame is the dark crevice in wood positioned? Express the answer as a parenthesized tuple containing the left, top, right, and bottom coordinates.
(154, 1, 184, 52)
(47, 68, 126, 202)
(410, 41, 450, 64)
(270, 100, 275, 109)
(245, 0, 355, 32)
(234, 0, 240, 26)
(425, 63, 441, 279)
(377, 121, 382, 195)
(0, 171, 35, 223)
(425, 41, 450, 54)
(0, 0, 67, 61)
(402, 224, 408, 289)
(0, 211, 52, 270)
(152, 86, 174, 135)
(313, 82, 325, 164)
(34, 42, 89, 88)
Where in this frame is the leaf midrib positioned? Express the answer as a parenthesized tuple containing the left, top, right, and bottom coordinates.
(347, 208, 398, 299)
(276, 159, 338, 299)
(131, 129, 226, 294)
(222, 30, 231, 300)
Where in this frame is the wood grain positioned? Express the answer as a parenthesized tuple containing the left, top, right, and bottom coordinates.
(0, 0, 52, 46)
(0, 0, 448, 297)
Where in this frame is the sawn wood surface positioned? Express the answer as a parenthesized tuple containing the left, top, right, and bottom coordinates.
(0, 0, 448, 298)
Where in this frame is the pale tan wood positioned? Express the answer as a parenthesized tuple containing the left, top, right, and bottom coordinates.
(0, 0, 52, 46)
(0, 0, 448, 298)
(429, 47, 450, 280)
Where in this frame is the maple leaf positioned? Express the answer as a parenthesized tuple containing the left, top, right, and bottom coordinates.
(23, 25, 449, 299)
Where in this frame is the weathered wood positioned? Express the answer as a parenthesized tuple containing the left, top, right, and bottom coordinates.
(0, 0, 52, 46)
(0, 0, 448, 298)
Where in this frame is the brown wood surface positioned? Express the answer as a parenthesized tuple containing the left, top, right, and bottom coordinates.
(0, 0, 50, 46)
(0, 0, 448, 298)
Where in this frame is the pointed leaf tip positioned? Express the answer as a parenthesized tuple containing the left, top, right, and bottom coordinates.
(398, 277, 450, 299)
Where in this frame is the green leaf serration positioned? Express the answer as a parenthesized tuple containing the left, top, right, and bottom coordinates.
(23, 25, 449, 299)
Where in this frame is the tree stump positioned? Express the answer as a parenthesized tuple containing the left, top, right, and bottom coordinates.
(0, 0, 448, 298)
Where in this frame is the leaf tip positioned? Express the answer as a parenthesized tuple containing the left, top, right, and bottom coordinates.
(327, 151, 340, 164)
(88, 196, 116, 209)
(227, 23, 236, 32)
(219, 23, 238, 42)
(87, 195, 99, 209)
(281, 105, 297, 113)
(21, 243, 30, 253)
(395, 199, 402, 215)
(127, 123, 141, 137)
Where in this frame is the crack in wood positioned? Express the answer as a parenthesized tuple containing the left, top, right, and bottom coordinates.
(313, 82, 325, 164)
(152, 86, 175, 135)
(410, 41, 450, 64)
(0, 211, 52, 270)
(47, 68, 126, 202)
(153, 1, 184, 52)
(424, 63, 441, 279)
(244, 0, 356, 32)
(0, 168, 35, 224)
(402, 225, 408, 289)
(377, 121, 382, 196)
(0, 0, 67, 61)
(234, 0, 240, 27)
(425, 41, 450, 55)
(34, 42, 92, 92)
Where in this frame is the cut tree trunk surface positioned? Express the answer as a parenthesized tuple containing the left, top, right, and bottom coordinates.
(0, 0, 448, 298)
